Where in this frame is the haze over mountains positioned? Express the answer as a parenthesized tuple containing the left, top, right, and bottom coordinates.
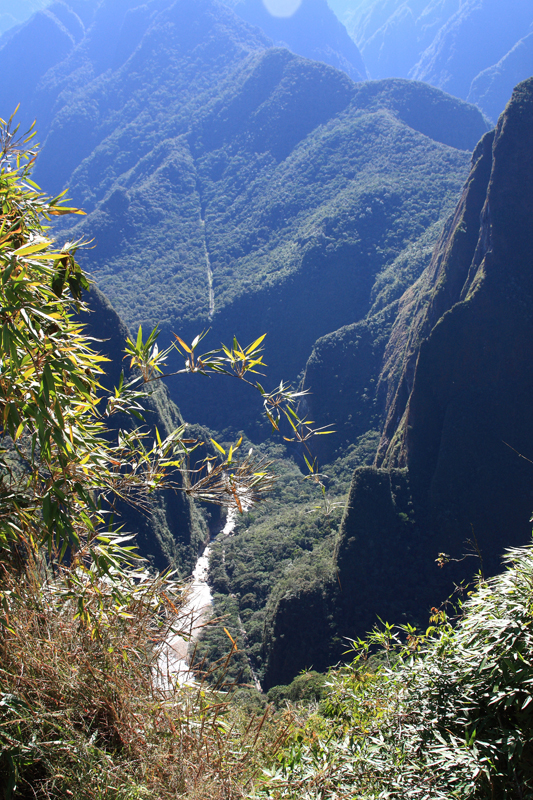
(329, 0, 533, 122)
(2, 0, 533, 689)
(5, 0, 532, 122)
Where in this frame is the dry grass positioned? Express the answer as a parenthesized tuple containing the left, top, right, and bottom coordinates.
(0, 563, 291, 800)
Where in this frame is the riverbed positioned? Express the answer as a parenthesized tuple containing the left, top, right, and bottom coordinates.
(157, 508, 237, 686)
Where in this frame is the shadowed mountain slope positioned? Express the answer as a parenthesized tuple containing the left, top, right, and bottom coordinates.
(262, 77, 533, 687)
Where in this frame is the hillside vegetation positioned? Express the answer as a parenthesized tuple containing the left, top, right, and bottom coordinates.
(255, 543, 533, 799)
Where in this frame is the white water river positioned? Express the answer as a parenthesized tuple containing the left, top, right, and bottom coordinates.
(157, 508, 237, 687)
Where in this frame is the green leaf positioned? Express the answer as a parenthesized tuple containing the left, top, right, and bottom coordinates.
(210, 438, 226, 457)
(12, 241, 49, 256)
(245, 333, 267, 354)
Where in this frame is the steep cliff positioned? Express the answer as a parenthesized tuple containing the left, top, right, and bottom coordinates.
(351, 76, 533, 619)
(263, 78, 533, 687)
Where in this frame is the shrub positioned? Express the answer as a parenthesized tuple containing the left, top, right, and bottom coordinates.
(256, 543, 533, 799)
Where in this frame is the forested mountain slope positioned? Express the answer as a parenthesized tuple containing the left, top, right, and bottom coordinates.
(13, 0, 484, 431)
(66, 62, 483, 432)
(263, 77, 533, 687)
(0, 0, 486, 439)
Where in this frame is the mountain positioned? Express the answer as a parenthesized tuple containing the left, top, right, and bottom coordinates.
(0, 0, 48, 35)
(1, 0, 367, 85)
(343, 0, 461, 80)
(0, 0, 487, 440)
(330, 0, 533, 122)
(0, 0, 485, 436)
(262, 77, 533, 687)
(36, 25, 485, 432)
(226, 0, 367, 81)
(0, 1, 84, 125)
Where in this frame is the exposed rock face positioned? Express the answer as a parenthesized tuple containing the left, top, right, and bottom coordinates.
(345, 76, 533, 617)
(263, 78, 533, 687)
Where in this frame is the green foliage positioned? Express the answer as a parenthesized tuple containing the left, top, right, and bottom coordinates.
(0, 113, 205, 616)
(193, 428, 381, 688)
(255, 543, 533, 799)
(267, 672, 328, 709)
(0, 113, 341, 798)
(0, 111, 330, 600)
(194, 442, 345, 685)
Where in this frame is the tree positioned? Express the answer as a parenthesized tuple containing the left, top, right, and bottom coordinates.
(0, 112, 329, 618)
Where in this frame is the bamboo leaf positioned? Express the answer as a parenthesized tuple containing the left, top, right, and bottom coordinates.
(210, 438, 226, 457)
(173, 333, 191, 353)
(245, 333, 267, 354)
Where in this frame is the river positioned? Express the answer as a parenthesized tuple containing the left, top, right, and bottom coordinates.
(157, 507, 238, 687)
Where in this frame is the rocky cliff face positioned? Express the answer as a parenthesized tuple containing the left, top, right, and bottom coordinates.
(263, 78, 533, 687)
(378, 77, 533, 576)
